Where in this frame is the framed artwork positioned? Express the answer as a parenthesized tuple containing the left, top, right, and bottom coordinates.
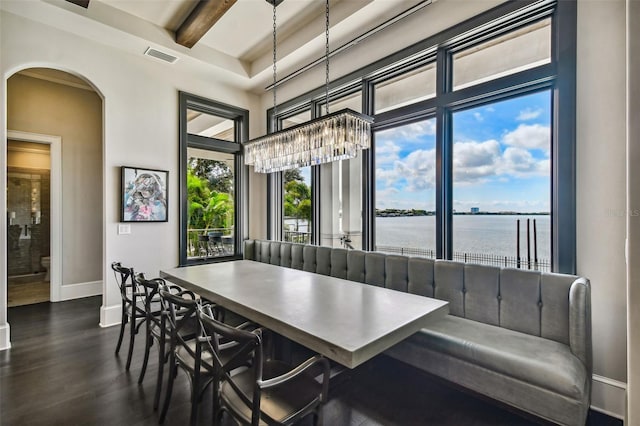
(121, 166, 168, 222)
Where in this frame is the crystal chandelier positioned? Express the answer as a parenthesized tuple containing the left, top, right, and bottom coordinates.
(244, 0, 374, 174)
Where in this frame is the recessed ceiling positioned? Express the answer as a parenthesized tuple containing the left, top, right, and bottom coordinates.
(1, 0, 506, 95)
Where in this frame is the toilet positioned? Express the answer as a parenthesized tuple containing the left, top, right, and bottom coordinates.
(41, 256, 51, 282)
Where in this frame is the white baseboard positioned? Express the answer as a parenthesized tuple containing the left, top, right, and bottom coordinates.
(591, 374, 626, 420)
(59, 280, 102, 301)
(0, 323, 11, 351)
(100, 303, 122, 328)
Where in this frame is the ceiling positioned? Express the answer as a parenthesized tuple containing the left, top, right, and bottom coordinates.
(1, 0, 434, 94)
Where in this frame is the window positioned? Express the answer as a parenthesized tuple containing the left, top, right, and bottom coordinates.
(186, 109, 235, 141)
(268, 2, 575, 272)
(281, 110, 311, 130)
(374, 62, 436, 113)
(375, 119, 436, 257)
(179, 92, 248, 266)
(319, 92, 364, 249)
(283, 166, 312, 244)
(452, 18, 552, 90)
(452, 91, 551, 270)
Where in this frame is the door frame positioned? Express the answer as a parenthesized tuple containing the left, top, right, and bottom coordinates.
(7, 130, 62, 302)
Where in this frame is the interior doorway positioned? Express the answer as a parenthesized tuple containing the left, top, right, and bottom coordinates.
(6, 140, 51, 306)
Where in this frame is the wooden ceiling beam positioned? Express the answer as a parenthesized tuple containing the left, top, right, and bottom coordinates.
(65, 0, 90, 8)
(176, 0, 238, 49)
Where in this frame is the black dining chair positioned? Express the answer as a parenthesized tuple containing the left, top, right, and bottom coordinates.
(134, 275, 181, 388)
(198, 306, 331, 426)
(111, 261, 147, 370)
(159, 288, 221, 425)
(159, 289, 258, 425)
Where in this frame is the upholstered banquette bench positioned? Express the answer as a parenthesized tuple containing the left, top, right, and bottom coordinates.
(243, 239, 592, 426)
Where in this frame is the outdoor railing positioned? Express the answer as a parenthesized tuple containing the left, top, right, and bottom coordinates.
(375, 245, 551, 272)
(187, 227, 234, 259)
(284, 230, 312, 244)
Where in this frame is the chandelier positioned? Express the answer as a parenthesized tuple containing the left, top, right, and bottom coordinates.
(244, 0, 374, 174)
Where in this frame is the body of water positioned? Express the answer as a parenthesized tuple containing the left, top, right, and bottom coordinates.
(376, 215, 550, 260)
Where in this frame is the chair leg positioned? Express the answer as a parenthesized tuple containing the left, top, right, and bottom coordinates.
(153, 341, 165, 410)
(159, 356, 177, 424)
(115, 308, 127, 355)
(125, 314, 136, 370)
(190, 366, 201, 426)
(138, 317, 152, 384)
(212, 375, 220, 426)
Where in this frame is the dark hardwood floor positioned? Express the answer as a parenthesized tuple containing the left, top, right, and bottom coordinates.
(1, 297, 622, 426)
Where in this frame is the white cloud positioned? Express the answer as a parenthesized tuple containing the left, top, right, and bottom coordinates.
(453, 140, 501, 183)
(403, 149, 437, 191)
(473, 112, 484, 122)
(503, 124, 550, 151)
(375, 140, 401, 166)
(376, 120, 436, 143)
(499, 147, 548, 177)
(375, 148, 436, 192)
(516, 108, 543, 121)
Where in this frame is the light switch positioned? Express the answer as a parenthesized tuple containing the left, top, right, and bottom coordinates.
(118, 224, 131, 235)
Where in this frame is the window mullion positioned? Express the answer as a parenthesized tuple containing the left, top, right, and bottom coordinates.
(435, 48, 452, 260)
(362, 80, 375, 252)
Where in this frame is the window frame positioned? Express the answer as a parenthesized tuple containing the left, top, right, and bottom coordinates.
(179, 91, 249, 266)
(266, 0, 576, 273)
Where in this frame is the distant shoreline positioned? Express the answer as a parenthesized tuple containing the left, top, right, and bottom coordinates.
(376, 209, 550, 217)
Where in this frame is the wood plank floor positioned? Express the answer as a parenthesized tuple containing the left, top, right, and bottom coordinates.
(7, 280, 50, 307)
(0, 297, 622, 426)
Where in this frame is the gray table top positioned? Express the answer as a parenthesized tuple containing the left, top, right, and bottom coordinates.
(160, 260, 449, 368)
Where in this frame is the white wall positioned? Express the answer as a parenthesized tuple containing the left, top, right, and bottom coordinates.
(576, 0, 628, 418)
(627, 0, 640, 423)
(0, 10, 261, 340)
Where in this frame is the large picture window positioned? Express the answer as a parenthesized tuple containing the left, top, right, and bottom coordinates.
(268, 1, 575, 273)
(451, 91, 551, 270)
(179, 92, 248, 266)
(375, 118, 436, 257)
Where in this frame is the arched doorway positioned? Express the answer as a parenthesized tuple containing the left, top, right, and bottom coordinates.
(3, 67, 104, 340)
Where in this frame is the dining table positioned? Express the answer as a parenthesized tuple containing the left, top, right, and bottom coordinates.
(160, 260, 449, 369)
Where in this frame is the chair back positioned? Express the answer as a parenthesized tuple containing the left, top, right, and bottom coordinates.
(159, 288, 205, 367)
(134, 273, 164, 318)
(111, 262, 134, 296)
(198, 307, 263, 424)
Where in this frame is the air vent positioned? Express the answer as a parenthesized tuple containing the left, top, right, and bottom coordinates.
(144, 47, 179, 64)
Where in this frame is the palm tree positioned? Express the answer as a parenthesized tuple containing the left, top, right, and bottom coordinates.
(204, 192, 234, 230)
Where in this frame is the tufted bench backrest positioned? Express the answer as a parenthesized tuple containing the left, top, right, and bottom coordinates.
(243, 239, 591, 371)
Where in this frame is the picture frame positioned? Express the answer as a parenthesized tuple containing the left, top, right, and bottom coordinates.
(121, 166, 168, 222)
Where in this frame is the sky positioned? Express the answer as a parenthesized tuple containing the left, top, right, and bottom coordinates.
(375, 90, 551, 213)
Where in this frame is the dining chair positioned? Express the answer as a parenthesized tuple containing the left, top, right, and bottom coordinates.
(111, 261, 147, 370)
(134, 275, 180, 387)
(198, 307, 331, 426)
(158, 288, 218, 425)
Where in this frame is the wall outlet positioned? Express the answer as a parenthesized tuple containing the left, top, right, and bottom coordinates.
(118, 224, 131, 235)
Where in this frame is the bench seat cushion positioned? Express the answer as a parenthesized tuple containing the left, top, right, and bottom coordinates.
(412, 315, 587, 400)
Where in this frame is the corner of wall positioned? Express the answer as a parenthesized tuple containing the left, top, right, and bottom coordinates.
(99, 303, 121, 328)
(0, 323, 11, 351)
(591, 375, 627, 420)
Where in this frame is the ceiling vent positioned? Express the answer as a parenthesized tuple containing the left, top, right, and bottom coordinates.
(144, 47, 179, 64)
